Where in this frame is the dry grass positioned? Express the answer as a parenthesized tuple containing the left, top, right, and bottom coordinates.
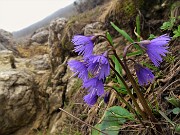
(17, 45, 50, 58)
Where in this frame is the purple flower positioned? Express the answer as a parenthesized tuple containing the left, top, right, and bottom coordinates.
(87, 52, 110, 80)
(134, 64, 154, 86)
(83, 77, 104, 96)
(71, 35, 94, 57)
(84, 91, 98, 106)
(141, 34, 171, 67)
(83, 77, 105, 105)
(68, 60, 88, 81)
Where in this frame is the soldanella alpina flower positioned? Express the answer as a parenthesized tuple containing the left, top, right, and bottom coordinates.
(140, 34, 171, 67)
(68, 60, 88, 81)
(83, 77, 104, 96)
(86, 52, 110, 80)
(71, 35, 94, 58)
(134, 64, 154, 86)
(83, 91, 98, 106)
(83, 77, 104, 105)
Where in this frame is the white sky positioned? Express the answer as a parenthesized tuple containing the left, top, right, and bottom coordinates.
(0, 0, 75, 32)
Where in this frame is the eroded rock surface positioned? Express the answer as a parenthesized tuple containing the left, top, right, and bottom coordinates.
(84, 22, 105, 36)
(0, 29, 18, 55)
(31, 27, 49, 44)
(48, 18, 68, 71)
(0, 70, 36, 135)
(29, 54, 50, 70)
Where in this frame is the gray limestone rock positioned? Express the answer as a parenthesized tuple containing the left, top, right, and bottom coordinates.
(49, 18, 68, 34)
(31, 30, 49, 44)
(0, 29, 19, 55)
(84, 22, 105, 36)
(29, 54, 50, 70)
(0, 70, 36, 135)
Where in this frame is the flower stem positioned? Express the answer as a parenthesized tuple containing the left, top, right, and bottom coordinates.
(109, 64, 146, 119)
(105, 85, 146, 127)
(123, 60, 157, 121)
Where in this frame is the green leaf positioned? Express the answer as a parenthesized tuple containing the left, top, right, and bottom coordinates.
(148, 34, 156, 40)
(111, 56, 126, 91)
(106, 32, 114, 45)
(92, 106, 134, 135)
(136, 15, 141, 42)
(172, 107, 180, 115)
(160, 22, 172, 30)
(110, 22, 142, 52)
(126, 51, 142, 57)
(165, 97, 180, 107)
(160, 17, 176, 30)
(158, 110, 175, 126)
(173, 25, 180, 38)
(175, 124, 180, 133)
(92, 124, 102, 135)
(141, 62, 159, 71)
(110, 22, 134, 43)
(113, 86, 127, 94)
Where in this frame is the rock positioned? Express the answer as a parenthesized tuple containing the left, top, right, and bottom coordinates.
(29, 54, 50, 70)
(0, 50, 14, 70)
(84, 22, 105, 36)
(31, 30, 49, 44)
(49, 18, 68, 34)
(48, 86, 65, 114)
(0, 43, 7, 50)
(0, 29, 19, 56)
(0, 70, 36, 135)
(48, 18, 68, 70)
(0, 29, 13, 45)
(93, 41, 109, 54)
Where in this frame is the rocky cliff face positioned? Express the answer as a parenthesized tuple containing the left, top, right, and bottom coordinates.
(0, 15, 108, 134)
(0, 29, 19, 55)
(0, 70, 36, 135)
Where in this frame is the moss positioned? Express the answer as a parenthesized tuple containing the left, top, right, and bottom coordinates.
(123, 0, 144, 17)
(101, 0, 145, 34)
(123, 2, 135, 16)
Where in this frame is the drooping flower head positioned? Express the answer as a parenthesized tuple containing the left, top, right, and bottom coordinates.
(86, 52, 110, 80)
(68, 60, 88, 81)
(83, 77, 105, 105)
(83, 77, 104, 96)
(71, 35, 94, 58)
(83, 90, 98, 106)
(140, 34, 171, 67)
(134, 64, 154, 86)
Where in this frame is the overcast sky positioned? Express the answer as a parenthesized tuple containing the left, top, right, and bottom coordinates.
(0, 0, 75, 32)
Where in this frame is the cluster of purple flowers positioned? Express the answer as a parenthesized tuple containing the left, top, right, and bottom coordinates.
(68, 35, 110, 106)
(68, 34, 171, 105)
(135, 34, 171, 85)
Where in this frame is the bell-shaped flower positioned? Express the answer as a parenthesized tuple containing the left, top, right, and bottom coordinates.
(83, 77, 104, 96)
(68, 60, 88, 81)
(71, 35, 94, 58)
(134, 64, 154, 86)
(86, 52, 110, 80)
(83, 90, 98, 106)
(140, 34, 171, 67)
